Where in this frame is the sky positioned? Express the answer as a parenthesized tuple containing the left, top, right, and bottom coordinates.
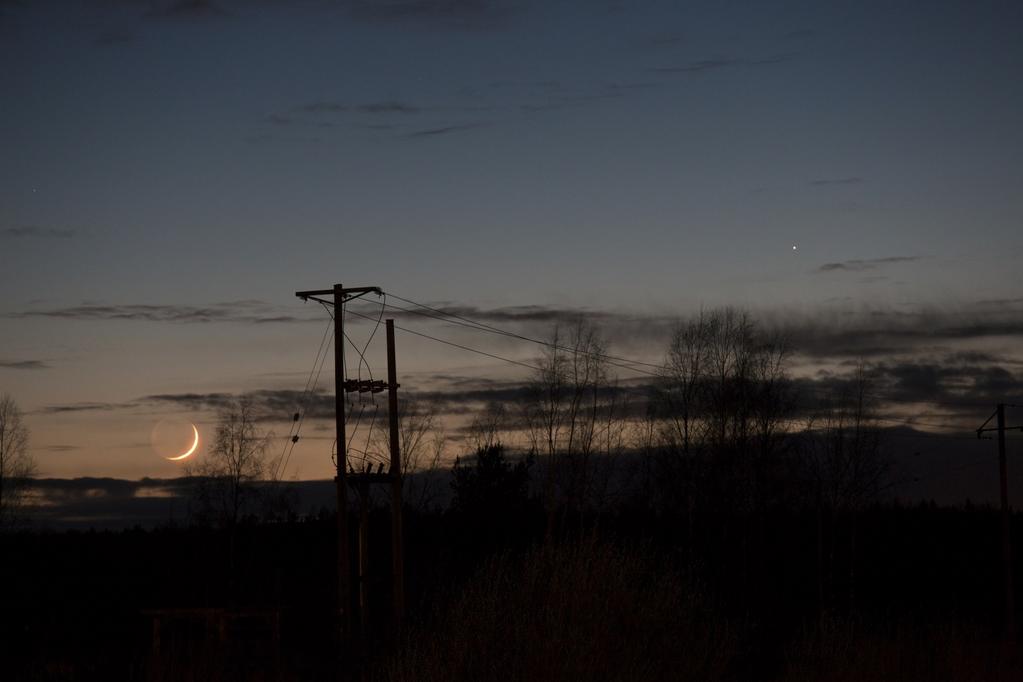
(2, 0, 1023, 497)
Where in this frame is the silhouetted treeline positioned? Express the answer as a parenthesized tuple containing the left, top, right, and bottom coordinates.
(3, 309, 1022, 680)
(3, 482, 1021, 680)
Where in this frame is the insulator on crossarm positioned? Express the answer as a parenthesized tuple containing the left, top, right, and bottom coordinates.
(291, 435, 299, 444)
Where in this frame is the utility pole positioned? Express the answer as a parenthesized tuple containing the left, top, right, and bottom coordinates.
(295, 287, 406, 646)
(296, 284, 381, 647)
(333, 283, 350, 643)
(977, 403, 1020, 643)
(387, 319, 405, 630)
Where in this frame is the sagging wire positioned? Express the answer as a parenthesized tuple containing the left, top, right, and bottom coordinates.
(339, 293, 387, 469)
(271, 311, 334, 482)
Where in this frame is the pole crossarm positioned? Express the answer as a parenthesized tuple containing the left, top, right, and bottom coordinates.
(977, 407, 999, 437)
(293, 283, 404, 640)
(976, 403, 1016, 643)
(296, 287, 381, 305)
(977, 425, 1023, 434)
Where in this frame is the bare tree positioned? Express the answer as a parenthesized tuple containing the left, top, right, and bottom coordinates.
(656, 309, 795, 584)
(589, 379, 630, 515)
(365, 395, 448, 511)
(467, 400, 507, 453)
(397, 397, 447, 512)
(662, 312, 712, 456)
(802, 363, 888, 614)
(0, 394, 35, 529)
(659, 313, 715, 558)
(525, 319, 619, 534)
(702, 308, 757, 453)
(188, 398, 273, 529)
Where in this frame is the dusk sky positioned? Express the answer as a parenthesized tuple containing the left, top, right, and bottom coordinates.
(2, 1, 1022, 491)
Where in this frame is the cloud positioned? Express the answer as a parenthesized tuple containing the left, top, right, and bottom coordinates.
(0, 359, 49, 370)
(517, 82, 656, 113)
(143, 392, 237, 411)
(24, 476, 196, 529)
(750, 52, 800, 66)
(140, 381, 534, 422)
(650, 58, 738, 74)
(409, 382, 533, 410)
(350, 297, 1023, 367)
(810, 177, 863, 186)
(37, 445, 81, 452)
(28, 299, 1023, 427)
(2, 226, 75, 239)
(783, 29, 816, 41)
(23, 476, 347, 529)
(302, 100, 423, 115)
(143, 389, 335, 419)
(292, 85, 636, 135)
(348, 0, 520, 30)
(357, 101, 422, 114)
(974, 297, 1023, 308)
(816, 256, 920, 273)
(302, 101, 350, 114)
(650, 53, 798, 75)
(352, 300, 1023, 405)
(345, 300, 628, 333)
(6, 300, 320, 324)
(38, 402, 135, 414)
(642, 33, 684, 48)
(145, 0, 226, 19)
(94, 30, 134, 47)
(793, 357, 1023, 413)
(771, 307, 1023, 362)
(403, 122, 482, 138)
(40, 389, 334, 418)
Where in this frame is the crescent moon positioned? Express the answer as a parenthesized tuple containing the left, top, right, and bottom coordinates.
(165, 424, 199, 461)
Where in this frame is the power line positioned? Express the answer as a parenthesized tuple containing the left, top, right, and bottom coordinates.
(380, 293, 663, 374)
(271, 314, 334, 482)
(344, 307, 541, 371)
(346, 307, 998, 441)
(314, 292, 1023, 445)
(361, 291, 1012, 410)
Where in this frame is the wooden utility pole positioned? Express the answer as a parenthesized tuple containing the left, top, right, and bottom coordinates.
(357, 476, 370, 636)
(296, 284, 382, 646)
(293, 289, 406, 642)
(387, 319, 405, 630)
(997, 404, 1016, 642)
(332, 283, 351, 642)
(978, 403, 1019, 642)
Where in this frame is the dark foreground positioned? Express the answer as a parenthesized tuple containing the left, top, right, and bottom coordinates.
(3, 497, 1023, 682)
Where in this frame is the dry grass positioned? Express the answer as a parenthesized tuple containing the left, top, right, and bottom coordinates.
(381, 539, 734, 682)
(783, 616, 1023, 682)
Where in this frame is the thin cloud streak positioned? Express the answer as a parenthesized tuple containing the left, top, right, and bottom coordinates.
(347, 0, 521, 30)
(7, 302, 320, 325)
(817, 256, 921, 273)
(402, 123, 483, 138)
(301, 100, 423, 115)
(649, 52, 798, 75)
(810, 177, 863, 186)
(144, 0, 227, 20)
(2, 226, 75, 239)
(0, 359, 49, 370)
(38, 402, 135, 414)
